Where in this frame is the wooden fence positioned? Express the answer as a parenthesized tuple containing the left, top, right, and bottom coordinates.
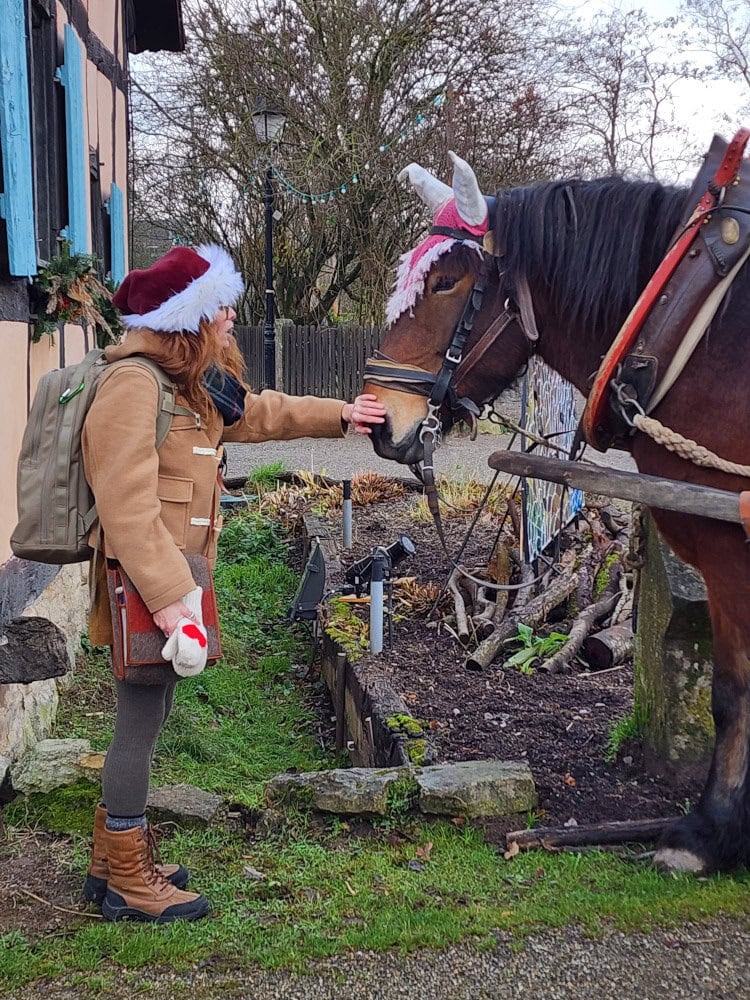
(235, 324, 383, 397)
(233, 325, 265, 391)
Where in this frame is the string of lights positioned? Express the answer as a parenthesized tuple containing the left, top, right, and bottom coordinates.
(243, 92, 445, 204)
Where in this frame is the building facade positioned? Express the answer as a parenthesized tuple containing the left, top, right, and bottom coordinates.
(0, 0, 184, 768)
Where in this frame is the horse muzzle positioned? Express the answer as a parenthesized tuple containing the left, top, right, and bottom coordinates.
(369, 417, 426, 465)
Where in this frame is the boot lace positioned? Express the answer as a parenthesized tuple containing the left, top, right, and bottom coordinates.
(142, 826, 169, 888)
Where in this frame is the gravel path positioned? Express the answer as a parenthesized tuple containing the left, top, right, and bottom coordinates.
(226, 429, 637, 484)
(9, 918, 749, 999)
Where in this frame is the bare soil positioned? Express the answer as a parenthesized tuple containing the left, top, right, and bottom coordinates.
(326, 493, 705, 831)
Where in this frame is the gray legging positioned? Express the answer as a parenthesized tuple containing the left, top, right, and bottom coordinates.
(102, 678, 177, 817)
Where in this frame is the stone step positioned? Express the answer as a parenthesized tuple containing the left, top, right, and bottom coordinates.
(266, 760, 537, 818)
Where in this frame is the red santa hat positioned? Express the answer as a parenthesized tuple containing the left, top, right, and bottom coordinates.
(112, 244, 244, 333)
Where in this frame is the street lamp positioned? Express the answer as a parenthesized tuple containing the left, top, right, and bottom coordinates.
(252, 100, 287, 389)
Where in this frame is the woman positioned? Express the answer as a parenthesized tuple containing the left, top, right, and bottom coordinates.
(81, 244, 385, 923)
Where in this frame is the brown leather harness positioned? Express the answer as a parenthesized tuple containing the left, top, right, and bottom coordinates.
(579, 127, 750, 453)
(366, 130, 750, 551)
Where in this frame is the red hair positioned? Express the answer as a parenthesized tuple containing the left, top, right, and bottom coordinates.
(142, 320, 250, 423)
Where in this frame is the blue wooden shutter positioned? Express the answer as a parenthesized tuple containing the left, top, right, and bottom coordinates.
(107, 182, 126, 284)
(0, 0, 37, 277)
(57, 24, 88, 255)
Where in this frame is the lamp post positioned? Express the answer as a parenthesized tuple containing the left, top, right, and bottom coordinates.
(252, 101, 287, 389)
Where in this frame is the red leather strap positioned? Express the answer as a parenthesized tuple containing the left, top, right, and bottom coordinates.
(741, 491, 750, 538)
(582, 127, 750, 450)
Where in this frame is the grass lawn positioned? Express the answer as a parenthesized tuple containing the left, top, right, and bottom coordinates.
(1, 504, 749, 991)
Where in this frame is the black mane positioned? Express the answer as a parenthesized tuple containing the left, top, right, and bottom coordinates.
(494, 177, 688, 338)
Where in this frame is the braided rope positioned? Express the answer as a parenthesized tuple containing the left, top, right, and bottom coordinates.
(633, 414, 750, 478)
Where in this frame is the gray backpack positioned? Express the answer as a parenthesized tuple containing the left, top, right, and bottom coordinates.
(11, 349, 195, 564)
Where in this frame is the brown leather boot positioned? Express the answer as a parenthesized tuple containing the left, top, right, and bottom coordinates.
(83, 805, 190, 905)
(101, 824, 209, 923)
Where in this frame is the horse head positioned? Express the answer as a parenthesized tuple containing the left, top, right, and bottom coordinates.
(365, 152, 531, 465)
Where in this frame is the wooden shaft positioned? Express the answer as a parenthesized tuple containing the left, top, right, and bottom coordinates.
(487, 452, 742, 524)
(506, 816, 676, 851)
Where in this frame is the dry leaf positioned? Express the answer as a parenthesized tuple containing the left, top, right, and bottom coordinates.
(344, 880, 357, 896)
(415, 841, 433, 862)
(451, 815, 467, 826)
(564, 773, 577, 786)
(504, 840, 520, 861)
(243, 866, 266, 882)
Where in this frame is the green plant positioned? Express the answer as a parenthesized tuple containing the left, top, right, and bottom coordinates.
(217, 511, 288, 564)
(386, 714, 425, 738)
(323, 599, 369, 661)
(247, 461, 286, 489)
(504, 623, 569, 674)
(605, 712, 642, 763)
(524, 808, 545, 830)
(385, 774, 420, 814)
(31, 242, 122, 346)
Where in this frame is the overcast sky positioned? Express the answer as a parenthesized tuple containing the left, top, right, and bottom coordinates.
(558, 0, 748, 159)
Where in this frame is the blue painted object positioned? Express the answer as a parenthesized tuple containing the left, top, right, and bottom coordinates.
(219, 493, 257, 509)
(107, 182, 126, 284)
(0, 0, 37, 277)
(57, 25, 88, 255)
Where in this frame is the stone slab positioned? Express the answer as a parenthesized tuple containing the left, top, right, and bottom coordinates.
(416, 760, 537, 818)
(147, 783, 224, 826)
(10, 738, 92, 794)
(266, 766, 412, 815)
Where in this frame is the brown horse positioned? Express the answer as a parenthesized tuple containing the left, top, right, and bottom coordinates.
(365, 150, 750, 875)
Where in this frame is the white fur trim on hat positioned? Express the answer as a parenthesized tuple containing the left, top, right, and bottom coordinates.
(121, 244, 245, 333)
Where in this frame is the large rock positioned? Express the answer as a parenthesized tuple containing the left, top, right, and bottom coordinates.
(416, 761, 537, 817)
(266, 767, 412, 815)
(0, 755, 10, 790)
(10, 738, 93, 794)
(20, 561, 90, 682)
(0, 680, 59, 763)
(147, 784, 224, 826)
(0, 563, 90, 771)
(0, 617, 69, 684)
(635, 517, 714, 771)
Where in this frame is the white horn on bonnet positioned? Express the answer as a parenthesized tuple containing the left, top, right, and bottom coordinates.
(449, 150, 487, 227)
(398, 163, 453, 214)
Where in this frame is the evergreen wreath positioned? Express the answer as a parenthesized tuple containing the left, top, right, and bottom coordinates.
(31, 242, 123, 347)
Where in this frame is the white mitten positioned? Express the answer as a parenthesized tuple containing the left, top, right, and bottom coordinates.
(160, 587, 208, 677)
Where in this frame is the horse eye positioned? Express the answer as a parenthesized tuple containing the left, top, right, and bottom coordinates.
(432, 276, 457, 293)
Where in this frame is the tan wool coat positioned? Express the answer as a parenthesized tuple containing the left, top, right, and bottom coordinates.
(82, 329, 345, 645)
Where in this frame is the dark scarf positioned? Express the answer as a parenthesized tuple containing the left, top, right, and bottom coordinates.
(202, 364, 247, 425)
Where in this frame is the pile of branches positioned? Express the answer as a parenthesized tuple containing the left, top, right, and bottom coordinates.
(442, 498, 635, 674)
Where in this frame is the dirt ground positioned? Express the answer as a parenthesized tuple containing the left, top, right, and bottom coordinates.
(0, 485, 704, 948)
(325, 491, 704, 830)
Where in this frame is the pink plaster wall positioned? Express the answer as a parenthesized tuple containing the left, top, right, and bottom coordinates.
(5, 2, 130, 563)
(0, 324, 33, 562)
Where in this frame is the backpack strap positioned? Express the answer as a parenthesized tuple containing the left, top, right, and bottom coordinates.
(87, 357, 201, 582)
(112, 356, 201, 448)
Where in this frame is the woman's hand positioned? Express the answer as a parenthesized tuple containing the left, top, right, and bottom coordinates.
(341, 394, 387, 435)
(153, 599, 198, 637)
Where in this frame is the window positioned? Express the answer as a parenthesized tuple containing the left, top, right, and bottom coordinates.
(0, 0, 37, 277)
(29, 0, 66, 264)
(57, 23, 88, 255)
(108, 183, 126, 284)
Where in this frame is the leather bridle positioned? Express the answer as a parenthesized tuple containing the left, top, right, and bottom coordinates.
(364, 225, 532, 551)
